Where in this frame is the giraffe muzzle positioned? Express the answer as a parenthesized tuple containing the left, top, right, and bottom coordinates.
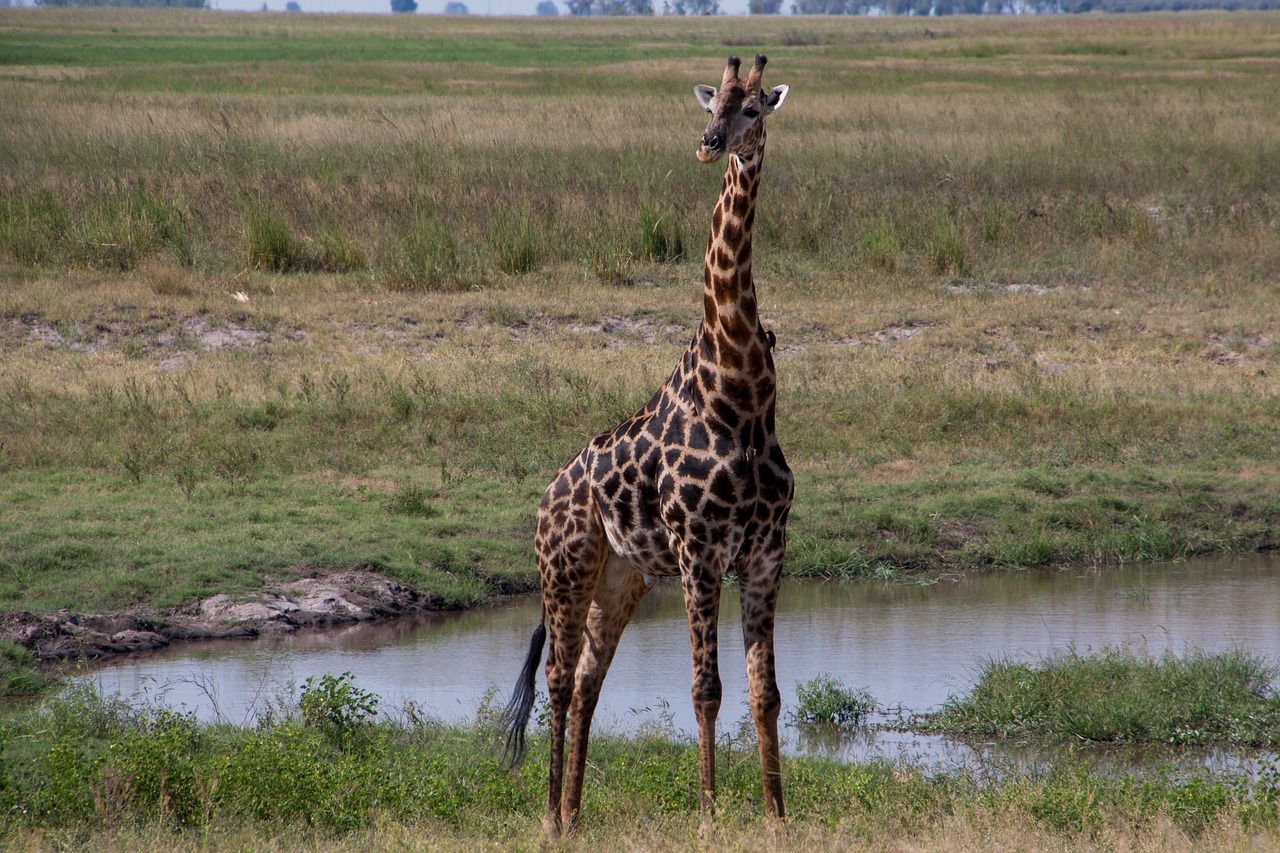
(697, 132, 725, 163)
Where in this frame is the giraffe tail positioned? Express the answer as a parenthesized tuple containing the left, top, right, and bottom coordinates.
(500, 617, 546, 769)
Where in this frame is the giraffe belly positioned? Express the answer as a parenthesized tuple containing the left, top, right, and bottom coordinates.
(599, 513, 681, 579)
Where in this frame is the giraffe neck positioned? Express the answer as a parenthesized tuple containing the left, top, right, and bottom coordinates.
(701, 142, 763, 351)
(690, 138, 775, 434)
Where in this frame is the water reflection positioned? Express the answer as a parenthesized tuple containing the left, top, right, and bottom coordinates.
(90, 555, 1279, 772)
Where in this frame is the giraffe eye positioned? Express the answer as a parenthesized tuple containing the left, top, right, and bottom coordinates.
(742, 106, 760, 119)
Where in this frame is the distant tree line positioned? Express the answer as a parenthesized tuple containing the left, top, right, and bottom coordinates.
(552, 0, 1280, 12)
(28, 0, 1275, 16)
(782, 0, 1279, 10)
(390, 0, 468, 10)
(785, 0, 1044, 12)
(549, 0, 1279, 12)
(34, 0, 206, 6)
(1060, 0, 1280, 9)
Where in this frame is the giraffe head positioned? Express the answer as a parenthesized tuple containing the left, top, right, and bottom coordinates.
(694, 54, 789, 164)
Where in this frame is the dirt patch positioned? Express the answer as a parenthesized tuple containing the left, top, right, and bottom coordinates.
(948, 282, 1074, 295)
(9, 312, 307, 367)
(561, 315, 685, 349)
(2, 571, 441, 661)
(1203, 332, 1273, 366)
(874, 321, 934, 345)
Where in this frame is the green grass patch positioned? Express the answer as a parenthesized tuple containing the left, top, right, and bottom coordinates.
(0, 681, 1277, 847)
(0, 642, 54, 702)
(922, 647, 1280, 747)
(0, 470, 537, 615)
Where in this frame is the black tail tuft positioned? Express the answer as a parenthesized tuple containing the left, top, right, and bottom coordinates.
(500, 620, 546, 769)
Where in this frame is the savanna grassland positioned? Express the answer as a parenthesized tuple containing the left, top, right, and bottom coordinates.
(2, 9, 1280, 850)
(2, 10, 1278, 619)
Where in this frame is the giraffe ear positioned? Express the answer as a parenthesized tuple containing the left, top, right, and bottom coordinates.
(694, 85, 716, 113)
(763, 84, 789, 114)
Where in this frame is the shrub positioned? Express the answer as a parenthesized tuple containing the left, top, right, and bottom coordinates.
(791, 674, 876, 728)
(299, 672, 379, 751)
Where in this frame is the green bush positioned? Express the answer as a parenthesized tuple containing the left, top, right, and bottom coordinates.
(299, 672, 379, 751)
(791, 674, 876, 728)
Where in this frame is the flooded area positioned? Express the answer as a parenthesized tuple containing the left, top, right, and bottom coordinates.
(91, 555, 1279, 770)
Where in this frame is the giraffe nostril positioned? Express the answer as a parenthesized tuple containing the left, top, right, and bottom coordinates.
(702, 133, 722, 150)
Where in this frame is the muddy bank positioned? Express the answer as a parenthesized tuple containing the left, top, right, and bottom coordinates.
(1, 572, 445, 661)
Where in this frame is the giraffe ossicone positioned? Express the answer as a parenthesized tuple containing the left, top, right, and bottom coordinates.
(503, 54, 793, 836)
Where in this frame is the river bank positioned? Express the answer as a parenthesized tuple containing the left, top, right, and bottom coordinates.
(0, 571, 480, 662)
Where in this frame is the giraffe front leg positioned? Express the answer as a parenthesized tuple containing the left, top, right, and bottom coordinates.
(681, 569, 723, 824)
(740, 554, 785, 822)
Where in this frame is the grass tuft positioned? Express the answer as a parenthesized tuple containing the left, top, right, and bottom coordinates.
(925, 218, 967, 276)
(790, 674, 876, 728)
(383, 215, 465, 291)
(0, 642, 53, 702)
(638, 205, 686, 262)
(243, 204, 304, 273)
(491, 209, 541, 276)
(859, 218, 901, 272)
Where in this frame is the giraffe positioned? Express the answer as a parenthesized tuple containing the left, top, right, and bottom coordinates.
(503, 54, 792, 836)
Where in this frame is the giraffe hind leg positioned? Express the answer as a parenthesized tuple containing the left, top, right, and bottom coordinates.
(535, 493, 608, 836)
(561, 554, 651, 832)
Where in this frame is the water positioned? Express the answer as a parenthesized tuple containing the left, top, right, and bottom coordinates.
(90, 555, 1279, 769)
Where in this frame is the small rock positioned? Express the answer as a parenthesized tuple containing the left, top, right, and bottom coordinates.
(110, 630, 170, 652)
